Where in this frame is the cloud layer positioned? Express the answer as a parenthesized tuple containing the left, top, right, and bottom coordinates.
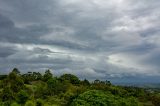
(0, 0, 160, 82)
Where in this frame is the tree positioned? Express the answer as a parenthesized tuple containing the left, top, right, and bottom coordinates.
(17, 90, 29, 104)
(11, 102, 20, 106)
(81, 79, 90, 86)
(34, 81, 48, 98)
(33, 72, 42, 80)
(43, 70, 53, 82)
(8, 71, 24, 93)
(94, 79, 100, 84)
(46, 78, 68, 95)
(59, 74, 80, 85)
(71, 90, 139, 106)
(1, 86, 14, 102)
(12, 68, 20, 75)
(151, 95, 160, 106)
(105, 80, 111, 86)
(36, 99, 43, 106)
(22, 72, 43, 82)
(47, 78, 58, 96)
(25, 101, 35, 106)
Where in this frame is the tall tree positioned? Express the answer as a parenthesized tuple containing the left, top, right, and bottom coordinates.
(59, 74, 80, 85)
(12, 68, 20, 75)
(43, 70, 53, 81)
(7, 70, 24, 93)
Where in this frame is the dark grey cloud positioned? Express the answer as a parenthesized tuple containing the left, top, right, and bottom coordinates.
(0, 13, 52, 44)
(0, 0, 160, 82)
(0, 14, 14, 28)
(0, 46, 16, 58)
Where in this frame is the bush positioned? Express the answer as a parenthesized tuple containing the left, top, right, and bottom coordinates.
(11, 102, 20, 106)
(59, 74, 80, 85)
(71, 90, 139, 106)
(36, 99, 44, 106)
(17, 90, 29, 104)
(25, 100, 35, 106)
(151, 95, 160, 106)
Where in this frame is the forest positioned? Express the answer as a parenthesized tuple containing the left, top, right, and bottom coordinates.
(0, 68, 160, 106)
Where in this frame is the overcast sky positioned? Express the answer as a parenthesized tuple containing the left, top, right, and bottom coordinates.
(0, 0, 160, 82)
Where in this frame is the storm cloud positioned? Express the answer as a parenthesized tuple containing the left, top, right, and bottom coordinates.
(0, 0, 160, 82)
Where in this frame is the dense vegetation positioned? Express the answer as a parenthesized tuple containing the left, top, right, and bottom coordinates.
(0, 68, 160, 106)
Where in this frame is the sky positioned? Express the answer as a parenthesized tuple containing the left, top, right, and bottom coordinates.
(0, 0, 160, 83)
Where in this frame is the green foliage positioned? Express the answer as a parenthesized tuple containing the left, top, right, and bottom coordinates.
(71, 90, 139, 106)
(91, 80, 110, 91)
(33, 72, 43, 80)
(59, 74, 80, 85)
(151, 95, 160, 106)
(22, 72, 43, 83)
(81, 79, 90, 86)
(123, 86, 146, 97)
(0, 68, 158, 106)
(1, 86, 14, 102)
(33, 81, 48, 98)
(47, 78, 57, 89)
(105, 80, 111, 86)
(46, 96, 67, 106)
(43, 70, 53, 82)
(11, 102, 20, 106)
(46, 77, 69, 96)
(36, 99, 44, 106)
(0, 71, 25, 105)
(7, 71, 24, 93)
(25, 100, 35, 106)
(17, 90, 29, 104)
(47, 78, 58, 96)
(62, 85, 88, 105)
(12, 68, 20, 75)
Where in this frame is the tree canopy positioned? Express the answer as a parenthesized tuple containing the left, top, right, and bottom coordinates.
(0, 68, 159, 106)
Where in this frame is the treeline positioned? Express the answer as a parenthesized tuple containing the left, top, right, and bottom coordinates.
(0, 68, 160, 106)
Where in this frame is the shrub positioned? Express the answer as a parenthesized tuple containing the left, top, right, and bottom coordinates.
(11, 102, 20, 106)
(25, 100, 35, 106)
(17, 90, 29, 104)
(36, 99, 44, 106)
(71, 90, 139, 106)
